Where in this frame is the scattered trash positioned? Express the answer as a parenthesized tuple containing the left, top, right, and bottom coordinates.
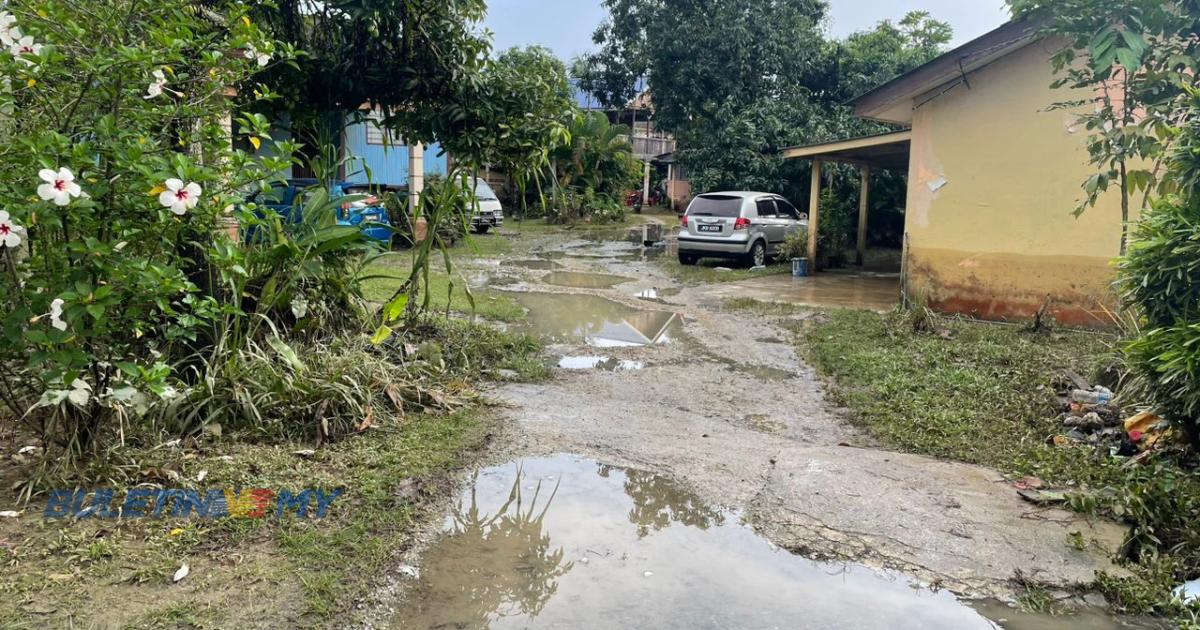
(195, 470, 208, 483)
(1013, 476, 1045, 491)
(397, 564, 419, 579)
(293, 449, 317, 458)
(1070, 386, 1113, 406)
(750, 265, 767, 272)
(170, 528, 184, 537)
(580, 557, 590, 564)
(17, 445, 38, 455)
(1063, 412, 1108, 431)
(172, 563, 190, 583)
(0, 510, 19, 518)
(713, 267, 733, 272)
(1175, 579, 1200, 603)
(643, 571, 654, 578)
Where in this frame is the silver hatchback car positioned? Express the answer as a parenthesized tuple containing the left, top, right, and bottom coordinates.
(677, 192, 807, 267)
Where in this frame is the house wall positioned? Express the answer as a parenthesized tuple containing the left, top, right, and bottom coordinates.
(342, 116, 448, 186)
(904, 39, 1131, 327)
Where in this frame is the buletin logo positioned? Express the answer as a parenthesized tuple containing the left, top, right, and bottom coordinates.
(42, 488, 344, 520)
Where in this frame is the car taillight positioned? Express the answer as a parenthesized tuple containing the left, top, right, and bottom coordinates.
(734, 217, 751, 230)
(680, 215, 689, 227)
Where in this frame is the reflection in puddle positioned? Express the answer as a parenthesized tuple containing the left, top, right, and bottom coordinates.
(636, 287, 681, 300)
(391, 455, 1015, 629)
(558, 356, 644, 371)
(514, 293, 681, 347)
(504, 259, 561, 271)
(541, 271, 635, 289)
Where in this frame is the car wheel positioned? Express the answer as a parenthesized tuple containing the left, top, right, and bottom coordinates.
(474, 225, 490, 235)
(678, 252, 699, 266)
(745, 240, 766, 268)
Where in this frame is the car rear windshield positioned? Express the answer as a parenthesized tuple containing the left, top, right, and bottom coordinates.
(687, 195, 743, 217)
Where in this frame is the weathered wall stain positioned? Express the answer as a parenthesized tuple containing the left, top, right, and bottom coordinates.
(903, 39, 1132, 327)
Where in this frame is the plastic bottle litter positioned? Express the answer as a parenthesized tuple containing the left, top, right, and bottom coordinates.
(1070, 386, 1113, 406)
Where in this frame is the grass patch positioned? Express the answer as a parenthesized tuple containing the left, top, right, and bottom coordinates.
(362, 256, 525, 323)
(0, 317, 548, 627)
(803, 309, 1116, 484)
(0, 408, 499, 628)
(723, 297, 808, 316)
(803, 309, 1200, 619)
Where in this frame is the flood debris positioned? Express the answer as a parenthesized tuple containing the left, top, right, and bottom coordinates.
(1051, 380, 1173, 464)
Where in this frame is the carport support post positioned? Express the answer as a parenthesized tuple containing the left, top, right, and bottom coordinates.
(642, 160, 652, 204)
(857, 164, 871, 267)
(807, 160, 823, 269)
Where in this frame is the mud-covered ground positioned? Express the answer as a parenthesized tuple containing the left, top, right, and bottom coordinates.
(361, 220, 1135, 628)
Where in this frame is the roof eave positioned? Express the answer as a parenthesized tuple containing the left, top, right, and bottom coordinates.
(850, 17, 1044, 125)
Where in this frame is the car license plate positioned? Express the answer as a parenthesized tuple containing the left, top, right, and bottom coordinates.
(698, 224, 721, 233)
(363, 215, 381, 223)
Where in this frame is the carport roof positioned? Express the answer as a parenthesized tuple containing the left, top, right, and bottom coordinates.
(780, 130, 911, 171)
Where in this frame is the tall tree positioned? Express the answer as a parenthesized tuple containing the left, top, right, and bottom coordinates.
(251, 0, 491, 146)
(577, 2, 951, 194)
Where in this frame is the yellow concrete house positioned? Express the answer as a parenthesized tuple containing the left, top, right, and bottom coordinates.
(784, 19, 1129, 327)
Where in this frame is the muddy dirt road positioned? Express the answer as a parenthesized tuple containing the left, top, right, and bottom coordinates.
(374, 225, 1137, 629)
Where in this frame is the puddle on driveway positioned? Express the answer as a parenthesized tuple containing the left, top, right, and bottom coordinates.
(513, 293, 681, 347)
(504, 259, 561, 271)
(636, 287, 682, 300)
(558, 356, 644, 371)
(541, 271, 635, 289)
(390, 455, 1121, 630)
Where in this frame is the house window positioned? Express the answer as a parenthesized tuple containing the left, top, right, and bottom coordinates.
(365, 109, 404, 146)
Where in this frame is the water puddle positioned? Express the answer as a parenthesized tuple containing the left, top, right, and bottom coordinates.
(513, 293, 681, 347)
(558, 356, 645, 371)
(636, 287, 682, 301)
(541, 271, 635, 289)
(504, 259, 561, 271)
(389, 455, 1124, 629)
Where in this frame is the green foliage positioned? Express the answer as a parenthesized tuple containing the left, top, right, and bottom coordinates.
(251, 0, 491, 147)
(450, 46, 575, 208)
(778, 226, 810, 260)
(546, 112, 638, 224)
(222, 185, 378, 336)
(1120, 194, 1200, 448)
(0, 0, 293, 469)
(578, 3, 948, 262)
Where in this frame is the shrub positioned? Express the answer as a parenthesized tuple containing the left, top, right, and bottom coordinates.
(0, 1, 295, 469)
(1120, 109, 1200, 449)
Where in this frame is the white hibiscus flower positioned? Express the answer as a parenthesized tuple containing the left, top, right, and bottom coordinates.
(0, 13, 17, 46)
(37, 168, 82, 207)
(49, 298, 66, 331)
(158, 179, 202, 216)
(246, 43, 270, 67)
(0, 210, 23, 248)
(10, 33, 41, 65)
(145, 69, 168, 99)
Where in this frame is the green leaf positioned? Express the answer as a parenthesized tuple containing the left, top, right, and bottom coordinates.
(383, 294, 409, 322)
(370, 325, 394, 345)
(1116, 47, 1142, 71)
(266, 335, 306, 372)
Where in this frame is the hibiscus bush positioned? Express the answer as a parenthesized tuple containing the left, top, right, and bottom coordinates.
(0, 1, 295, 469)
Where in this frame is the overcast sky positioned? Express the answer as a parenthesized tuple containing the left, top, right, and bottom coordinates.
(484, 0, 1012, 62)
